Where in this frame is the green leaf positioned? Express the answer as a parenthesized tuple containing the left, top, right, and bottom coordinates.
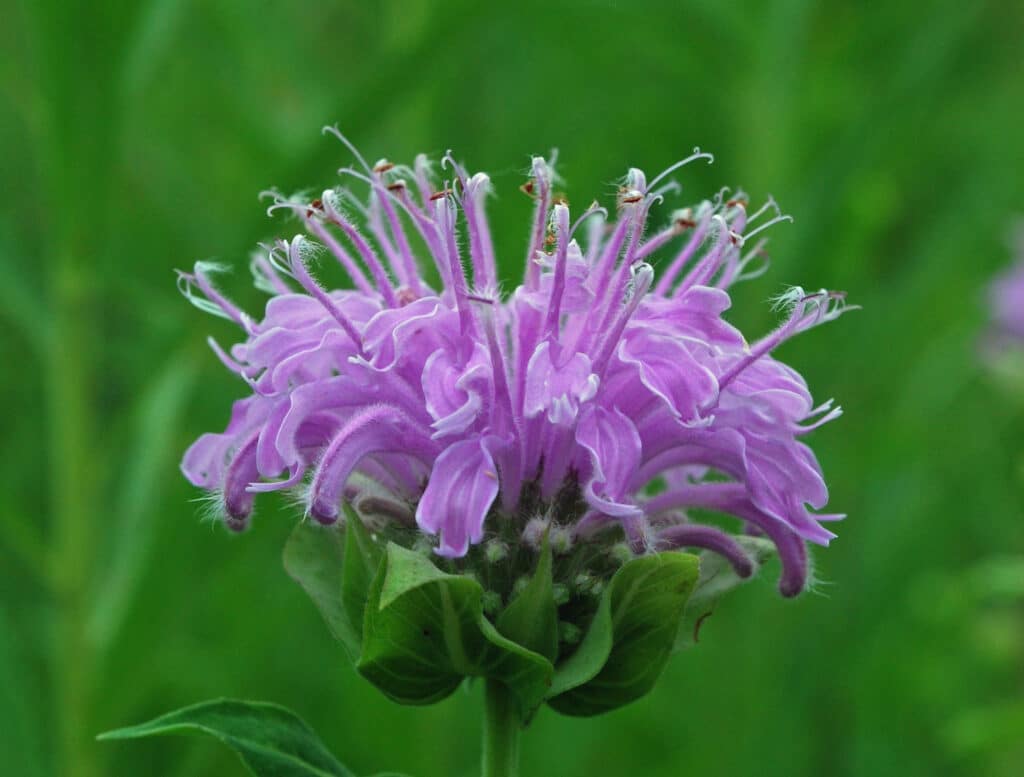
(676, 536, 776, 651)
(98, 699, 355, 777)
(358, 543, 554, 718)
(496, 537, 558, 662)
(0, 608, 46, 777)
(547, 551, 699, 717)
(341, 503, 384, 647)
(283, 506, 385, 663)
(545, 589, 613, 701)
(284, 519, 360, 661)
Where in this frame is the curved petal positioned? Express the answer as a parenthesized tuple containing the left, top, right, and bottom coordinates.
(422, 343, 491, 438)
(181, 396, 274, 488)
(575, 405, 643, 518)
(308, 406, 436, 523)
(615, 329, 718, 423)
(523, 341, 599, 424)
(415, 438, 500, 558)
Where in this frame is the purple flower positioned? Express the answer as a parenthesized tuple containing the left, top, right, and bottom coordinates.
(180, 130, 852, 596)
(987, 224, 1024, 343)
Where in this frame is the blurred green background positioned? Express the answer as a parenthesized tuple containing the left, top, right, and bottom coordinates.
(2, 0, 1023, 775)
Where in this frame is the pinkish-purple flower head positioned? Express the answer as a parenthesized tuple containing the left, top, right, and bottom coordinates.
(180, 130, 852, 597)
(987, 224, 1024, 344)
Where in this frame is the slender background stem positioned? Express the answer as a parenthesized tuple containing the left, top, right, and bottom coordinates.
(26, 3, 115, 774)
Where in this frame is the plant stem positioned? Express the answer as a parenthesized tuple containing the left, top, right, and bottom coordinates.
(49, 259, 98, 777)
(482, 680, 520, 777)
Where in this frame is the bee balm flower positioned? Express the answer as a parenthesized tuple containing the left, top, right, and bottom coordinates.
(987, 224, 1024, 345)
(180, 130, 851, 597)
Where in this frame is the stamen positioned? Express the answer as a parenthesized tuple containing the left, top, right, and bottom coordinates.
(644, 147, 714, 193)
(412, 153, 435, 207)
(589, 216, 633, 311)
(176, 263, 252, 330)
(717, 290, 852, 392)
(652, 208, 714, 295)
(649, 179, 682, 200)
(443, 152, 497, 291)
(337, 167, 424, 294)
(797, 400, 843, 434)
(387, 186, 450, 285)
(524, 154, 556, 289)
(633, 220, 684, 263)
(319, 191, 398, 306)
(569, 201, 607, 241)
(322, 125, 373, 174)
(302, 207, 376, 297)
(673, 214, 734, 294)
(543, 203, 571, 343)
(732, 211, 793, 248)
(592, 262, 654, 376)
(260, 241, 296, 282)
(206, 336, 248, 377)
(284, 236, 363, 350)
(249, 253, 291, 295)
(434, 196, 476, 337)
(725, 239, 771, 287)
(261, 190, 382, 296)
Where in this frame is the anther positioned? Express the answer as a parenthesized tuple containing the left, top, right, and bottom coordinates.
(673, 207, 698, 231)
(396, 287, 418, 306)
(305, 198, 324, 218)
(618, 188, 644, 205)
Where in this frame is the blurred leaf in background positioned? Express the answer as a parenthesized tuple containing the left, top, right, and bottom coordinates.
(1, 0, 1022, 775)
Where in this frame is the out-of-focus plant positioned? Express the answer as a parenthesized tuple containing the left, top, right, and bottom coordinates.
(982, 224, 1024, 391)
(908, 556, 1024, 777)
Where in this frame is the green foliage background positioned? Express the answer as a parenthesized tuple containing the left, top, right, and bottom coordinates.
(2, 0, 1023, 775)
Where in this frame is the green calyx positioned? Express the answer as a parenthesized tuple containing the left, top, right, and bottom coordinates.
(284, 502, 766, 721)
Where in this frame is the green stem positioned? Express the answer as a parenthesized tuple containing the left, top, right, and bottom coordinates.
(49, 256, 98, 777)
(482, 680, 520, 777)
(26, 2, 115, 773)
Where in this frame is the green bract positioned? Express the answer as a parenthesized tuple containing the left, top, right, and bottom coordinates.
(283, 504, 771, 722)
